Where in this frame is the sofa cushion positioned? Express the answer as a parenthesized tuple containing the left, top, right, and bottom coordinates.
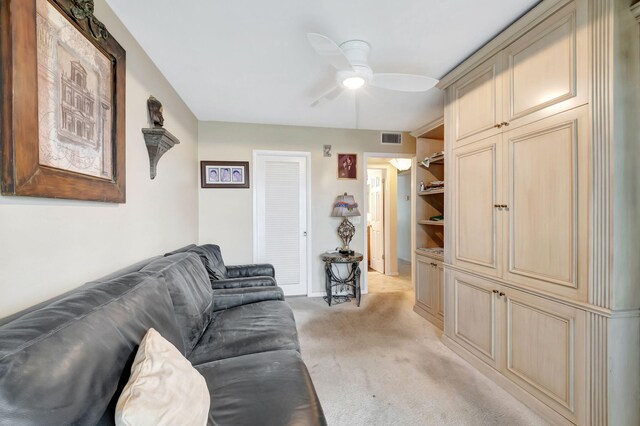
(141, 253, 213, 357)
(196, 350, 326, 426)
(0, 272, 183, 426)
(210, 275, 277, 290)
(188, 301, 299, 365)
(115, 328, 209, 426)
(211, 286, 284, 312)
(188, 244, 228, 280)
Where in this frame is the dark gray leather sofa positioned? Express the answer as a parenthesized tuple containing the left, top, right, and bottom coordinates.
(0, 245, 326, 426)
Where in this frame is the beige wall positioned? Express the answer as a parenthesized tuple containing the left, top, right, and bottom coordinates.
(198, 121, 415, 294)
(0, 0, 199, 317)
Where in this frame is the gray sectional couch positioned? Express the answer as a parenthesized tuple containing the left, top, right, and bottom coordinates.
(0, 244, 326, 425)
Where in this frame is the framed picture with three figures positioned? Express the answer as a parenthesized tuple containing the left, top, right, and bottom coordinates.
(201, 161, 250, 188)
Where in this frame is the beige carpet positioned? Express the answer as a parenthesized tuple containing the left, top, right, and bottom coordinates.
(287, 261, 548, 426)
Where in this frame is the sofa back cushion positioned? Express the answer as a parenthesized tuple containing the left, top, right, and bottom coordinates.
(0, 271, 183, 426)
(141, 253, 213, 356)
(188, 244, 228, 280)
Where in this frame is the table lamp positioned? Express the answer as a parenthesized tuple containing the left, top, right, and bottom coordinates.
(331, 193, 361, 255)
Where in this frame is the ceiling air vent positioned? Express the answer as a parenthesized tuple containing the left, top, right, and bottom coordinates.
(380, 132, 402, 145)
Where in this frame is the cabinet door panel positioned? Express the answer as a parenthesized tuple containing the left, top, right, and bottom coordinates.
(437, 263, 444, 319)
(453, 136, 502, 277)
(451, 271, 499, 368)
(504, 106, 588, 300)
(503, 289, 585, 424)
(453, 55, 502, 146)
(416, 256, 435, 313)
(503, 0, 587, 128)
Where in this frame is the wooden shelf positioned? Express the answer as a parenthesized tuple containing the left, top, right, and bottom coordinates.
(419, 158, 444, 169)
(418, 188, 444, 196)
(418, 220, 444, 226)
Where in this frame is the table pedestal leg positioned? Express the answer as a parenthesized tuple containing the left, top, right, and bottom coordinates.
(354, 262, 361, 307)
(324, 262, 332, 306)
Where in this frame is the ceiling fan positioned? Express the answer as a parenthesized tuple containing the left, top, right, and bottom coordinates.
(307, 33, 439, 107)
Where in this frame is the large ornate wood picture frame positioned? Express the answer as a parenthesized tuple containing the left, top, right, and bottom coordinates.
(1, 0, 126, 202)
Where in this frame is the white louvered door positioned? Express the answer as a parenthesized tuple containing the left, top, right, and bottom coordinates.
(254, 152, 308, 296)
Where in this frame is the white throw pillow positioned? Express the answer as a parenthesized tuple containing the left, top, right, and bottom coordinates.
(115, 328, 210, 426)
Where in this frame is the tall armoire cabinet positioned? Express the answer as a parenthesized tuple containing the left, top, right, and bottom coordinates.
(439, 0, 640, 424)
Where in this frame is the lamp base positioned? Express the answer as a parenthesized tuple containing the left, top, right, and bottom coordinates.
(339, 249, 354, 256)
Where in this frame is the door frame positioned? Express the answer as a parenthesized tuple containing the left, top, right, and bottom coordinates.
(252, 150, 312, 296)
(362, 152, 416, 295)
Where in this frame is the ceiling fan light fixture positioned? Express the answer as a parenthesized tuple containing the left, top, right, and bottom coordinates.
(342, 76, 365, 90)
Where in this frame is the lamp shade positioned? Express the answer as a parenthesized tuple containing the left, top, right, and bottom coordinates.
(331, 193, 361, 217)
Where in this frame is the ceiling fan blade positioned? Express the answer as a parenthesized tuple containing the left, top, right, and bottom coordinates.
(370, 73, 439, 92)
(310, 85, 344, 107)
(307, 33, 353, 71)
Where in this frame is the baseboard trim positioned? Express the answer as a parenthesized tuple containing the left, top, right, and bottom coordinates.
(441, 335, 575, 426)
(413, 304, 443, 330)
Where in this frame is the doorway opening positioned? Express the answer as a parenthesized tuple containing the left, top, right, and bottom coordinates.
(362, 153, 416, 297)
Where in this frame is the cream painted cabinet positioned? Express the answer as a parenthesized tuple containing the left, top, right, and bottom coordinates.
(503, 106, 589, 301)
(414, 254, 444, 329)
(451, 135, 503, 278)
(501, 0, 587, 129)
(449, 270, 501, 368)
(452, 54, 503, 147)
(446, 269, 586, 424)
(452, 105, 589, 301)
(441, 0, 640, 424)
(452, 0, 587, 149)
(500, 287, 586, 424)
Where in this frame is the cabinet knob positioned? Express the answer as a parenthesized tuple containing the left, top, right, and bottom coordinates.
(502, 122, 510, 127)
(494, 123, 503, 129)
(430, 262, 438, 267)
(492, 289, 499, 294)
(498, 291, 506, 297)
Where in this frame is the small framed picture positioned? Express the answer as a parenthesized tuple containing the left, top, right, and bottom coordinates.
(201, 161, 249, 188)
(323, 144, 332, 157)
(337, 153, 357, 180)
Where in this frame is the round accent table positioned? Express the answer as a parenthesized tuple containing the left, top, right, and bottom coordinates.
(321, 252, 363, 307)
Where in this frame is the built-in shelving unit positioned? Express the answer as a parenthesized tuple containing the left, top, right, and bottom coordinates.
(411, 117, 445, 329)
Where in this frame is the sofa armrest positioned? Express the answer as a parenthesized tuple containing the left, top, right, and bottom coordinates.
(226, 264, 275, 278)
(212, 286, 285, 311)
(211, 276, 277, 290)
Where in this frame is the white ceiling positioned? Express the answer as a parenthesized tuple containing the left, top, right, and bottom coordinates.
(105, 0, 539, 132)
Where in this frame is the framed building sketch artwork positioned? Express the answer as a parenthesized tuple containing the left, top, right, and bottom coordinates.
(201, 161, 250, 189)
(1, 0, 126, 202)
(337, 153, 357, 180)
